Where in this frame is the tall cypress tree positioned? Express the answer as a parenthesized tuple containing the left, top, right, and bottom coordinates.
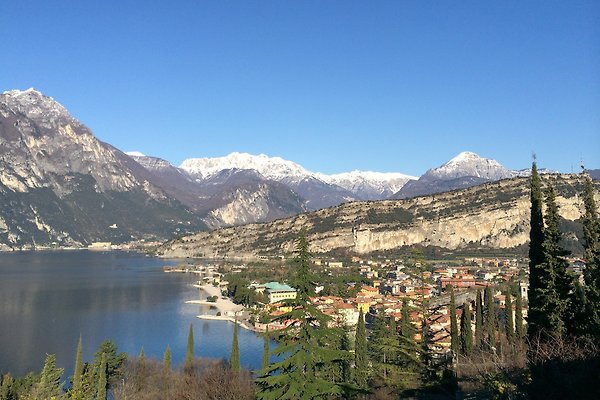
(485, 286, 496, 351)
(71, 335, 84, 399)
(538, 183, 571, 337)
(256, 231, 350, 399)
(505, 291, 514, 344)
(185, 323, 194, 374)
(460, 302, 473, 356)
(582, 174, 600, 336)
(230, 320, 241, 372)
(449, 286, 459, 357)
(528, 160, 547, 339)
(515, 287, 524, 340)
(475, 289, 484, 348)
(97, 352, 107, 400)
(354, 308, 368, 388)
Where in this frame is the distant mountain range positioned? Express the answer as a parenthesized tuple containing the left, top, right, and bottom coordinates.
(0, 88, 593, 249)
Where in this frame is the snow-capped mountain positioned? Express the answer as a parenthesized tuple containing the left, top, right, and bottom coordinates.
(394, 151, 523, 199)
(180, 152, 416, 203)
(319, 171, 417, 200)
(180, 152, 311, 182)
(427, 151, 514, 181)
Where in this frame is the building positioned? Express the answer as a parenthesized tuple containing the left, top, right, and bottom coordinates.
(261, 282, 297, 304)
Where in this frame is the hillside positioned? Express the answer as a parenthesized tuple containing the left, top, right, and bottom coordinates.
(157, 174, 598, 258)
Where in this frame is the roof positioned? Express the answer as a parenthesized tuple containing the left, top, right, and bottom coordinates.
(265, 282, 296, 292)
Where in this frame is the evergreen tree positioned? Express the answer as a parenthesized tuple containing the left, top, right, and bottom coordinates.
(485, 286, 496, 351)
(0, 373, 15, 400)
(515, 287, 524, 340)
(97, 353, 107, 400)
(449, 286, 459, 357)
(70, 335, 84, 400)
(230, 320, 241, 372)
(460, 302, 473, 356)
(92, 340, 126, 380)
(36, 354, 64, 399)
(475, 289, 484, 348)
(184, 323, 194, 373)
(541, 183, 571, 336)
(256, 231, 350, 399)
(163, 345, 172, 373)
(370, 309, 399, 384)
(354, 308, 368, 388)
(582, 174, 600, 336)
(505, 291, 515, 344)
(528, 160, 547, 339)
(262, 327, 270, 372)
(401, 300, 416, 340)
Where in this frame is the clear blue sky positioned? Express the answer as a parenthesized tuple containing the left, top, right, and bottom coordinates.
(1, 1, 598, 176)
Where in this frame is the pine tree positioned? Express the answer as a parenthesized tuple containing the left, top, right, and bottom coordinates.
(475, 289, 484, 348)
(515, 287, 524, 339)
(460, 302, 473, 356)
(70, 335, 84, 400)
(92, 340, 126, 380)
(163, 345, 172, 372)
(528, 160, 547, 339)
(36, 353, 64, 399)
(230, 320, 241, 372)
(256, 231, 350, 399)
(97, 352, 107, 400)
(485, 286, 496, 351)
(354, 308, 368, 388)
(582, 174, 600, 336)
(505, 291, 515, 344)
(449, 286, 459, 357)
(184, 323, 194, 374)
(401, 300, 416, 340)
(262, 327, 270, 372)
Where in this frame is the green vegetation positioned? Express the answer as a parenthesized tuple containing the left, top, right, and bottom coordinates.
(230, 321, 241, 373)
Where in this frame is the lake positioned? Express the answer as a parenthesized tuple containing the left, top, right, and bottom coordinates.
(0, 250, 271, 377)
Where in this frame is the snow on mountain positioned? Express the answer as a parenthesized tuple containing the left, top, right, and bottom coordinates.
(180, 152, 415, 201)
(318, 170, 417, 200)
(427, 151, 514, 181)
(180, 152, 311, 182)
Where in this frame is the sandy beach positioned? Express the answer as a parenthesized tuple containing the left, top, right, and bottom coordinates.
(187, 283, 245, 314)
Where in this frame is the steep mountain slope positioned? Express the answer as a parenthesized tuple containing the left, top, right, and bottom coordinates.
(0, 89, 204, 248)
(158, 174, 598, 258)
(394, 152, 520, 199)
(128, 154, 307, 228)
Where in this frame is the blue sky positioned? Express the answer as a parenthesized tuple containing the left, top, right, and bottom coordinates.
(1, 1, 598, 176)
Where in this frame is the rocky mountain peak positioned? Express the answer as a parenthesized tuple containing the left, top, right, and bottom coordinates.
(0, 88, 74, 129)
(427, 151, 513, 181)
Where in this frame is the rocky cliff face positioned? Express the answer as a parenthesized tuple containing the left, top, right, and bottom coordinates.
(0, 89, 203, 248)
(158, 174, 597, 258)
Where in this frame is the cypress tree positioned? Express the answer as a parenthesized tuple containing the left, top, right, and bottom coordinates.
(485, 286, 496, 351)
(97, 352, 107, 400)
(230, 320, 241, 372)
(582, 174, 600, 336)
(184, 323, 194, 373)
(262, 327, 270, 372)
(538, 183, 571, 337)
(505, 291, 514, 344)
(401, 299, 416, 340)
(449, 286, 459, 357)
(354, 308, 368, 388)
(475, 289, 484, 348)
(460, 302, 473, 356)
(163, 345, 172, 372)
(515, 287, 524, 339)
(528, 160, 547, 339)
(71, 335, 84, 399)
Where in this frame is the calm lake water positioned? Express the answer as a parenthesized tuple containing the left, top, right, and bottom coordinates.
(0, 250, 271, 377)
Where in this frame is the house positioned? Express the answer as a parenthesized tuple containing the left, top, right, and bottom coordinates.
(262, 282, 297, 304)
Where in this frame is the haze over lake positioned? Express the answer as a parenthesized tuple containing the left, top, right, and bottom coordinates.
(0, 251, 269, 376)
